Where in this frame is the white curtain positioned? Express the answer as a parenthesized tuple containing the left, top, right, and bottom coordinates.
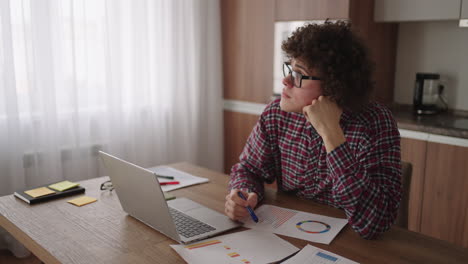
(1, 0, 223, 254)
(0, 0, 223, 197)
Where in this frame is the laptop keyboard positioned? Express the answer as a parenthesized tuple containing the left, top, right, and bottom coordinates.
(169, 207, 216, 238)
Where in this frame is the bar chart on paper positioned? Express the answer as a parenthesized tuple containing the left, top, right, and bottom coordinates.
(282, 244, 359, 264)
(243, 205, 348, 244)
(183, 239, 251, 263)
(258, 204, 298, 228)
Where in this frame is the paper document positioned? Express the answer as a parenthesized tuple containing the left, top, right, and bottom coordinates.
(170, 229, 299, 264)
(283, 244, 359, 264)
(243, 205, 347, 244)
(146, 166, 209, 192)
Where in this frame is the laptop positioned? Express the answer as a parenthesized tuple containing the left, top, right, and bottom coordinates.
(99, 151, 241, 244)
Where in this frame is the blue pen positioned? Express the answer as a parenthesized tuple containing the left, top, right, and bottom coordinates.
(237, 191, 259, 223)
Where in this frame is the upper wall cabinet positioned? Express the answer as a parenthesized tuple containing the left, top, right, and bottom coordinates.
(374, 0, 461, 22)
(461, 0, 468, 26)
(275, 0, 350, 21)
(463, 0, 468, 17)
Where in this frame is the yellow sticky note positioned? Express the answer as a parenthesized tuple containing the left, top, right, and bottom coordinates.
(49, 180, 79, 192)
(67, 196, 97, 207)
(24, 187, 56, 198)
(164, 192, 176, 201)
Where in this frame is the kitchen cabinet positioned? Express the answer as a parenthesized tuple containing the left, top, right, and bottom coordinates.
(224, 111, 259, 174)
(400, 137, 427, 232)
(275, 0, 349, 21)
(374, 0, 461, 22)
(463, 0, 468, 18)
(401, 133, 468, 248)
(420, 142, 468, 248)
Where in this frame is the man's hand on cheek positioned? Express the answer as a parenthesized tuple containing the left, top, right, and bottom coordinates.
(302, 96, 346, 153)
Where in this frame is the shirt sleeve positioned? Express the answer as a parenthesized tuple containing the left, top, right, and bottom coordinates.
(228, 112, 276, 201)
(326, 120, 402, 239)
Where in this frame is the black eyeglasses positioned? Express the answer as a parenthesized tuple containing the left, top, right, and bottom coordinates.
(100, 180, 114, 192)
(283, 62, 321, 88)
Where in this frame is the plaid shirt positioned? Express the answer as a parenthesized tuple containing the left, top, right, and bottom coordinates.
(229, 98, 402, 239)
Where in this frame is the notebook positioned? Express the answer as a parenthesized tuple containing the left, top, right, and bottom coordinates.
(14, 184, 85, 205)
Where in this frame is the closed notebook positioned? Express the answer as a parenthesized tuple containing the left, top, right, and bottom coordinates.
(14, 184, 85, 205)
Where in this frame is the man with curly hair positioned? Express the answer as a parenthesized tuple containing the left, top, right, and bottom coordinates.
(225, 20, 402, 239)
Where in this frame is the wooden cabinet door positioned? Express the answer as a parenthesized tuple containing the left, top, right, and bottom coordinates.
(400, 137, 428, 232)
(221, 0, 275, 104)
(420, 142, 468, 247)
(224, 111, 259, 174)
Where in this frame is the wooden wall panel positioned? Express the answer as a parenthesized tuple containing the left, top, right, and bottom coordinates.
(223, 111, 259, 174)
(400, 137, 428, 232)
(420, 142, 468, 247)
(275, 0, 350, 20)
(349, 0, 397, 105)
(221, 0, 275, 104)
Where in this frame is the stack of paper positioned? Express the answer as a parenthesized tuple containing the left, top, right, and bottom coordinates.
(146, 166, 209, 192)
(170, 229, 298, 264)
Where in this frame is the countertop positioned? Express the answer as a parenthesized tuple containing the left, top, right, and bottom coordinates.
(389, 104, 468, 139)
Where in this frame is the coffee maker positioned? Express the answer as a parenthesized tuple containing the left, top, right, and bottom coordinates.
(413, 72, 446, 115)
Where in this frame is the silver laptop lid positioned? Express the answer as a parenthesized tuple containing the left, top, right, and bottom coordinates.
(99, 151, 181, 242)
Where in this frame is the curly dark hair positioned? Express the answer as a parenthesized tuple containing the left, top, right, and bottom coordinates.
(281, 20, 374, 112)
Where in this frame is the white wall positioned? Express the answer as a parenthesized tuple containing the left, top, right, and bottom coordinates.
(394, 21, 468, 111)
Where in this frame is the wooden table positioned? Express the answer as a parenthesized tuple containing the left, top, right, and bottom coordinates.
(1, 163, 468, 263)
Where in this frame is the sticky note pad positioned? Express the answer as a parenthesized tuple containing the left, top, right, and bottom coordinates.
(24, 187, 56, 198)
(67, 196, 97, 207)
(49, 181, 79, 192)
(164, 192, 176, 201)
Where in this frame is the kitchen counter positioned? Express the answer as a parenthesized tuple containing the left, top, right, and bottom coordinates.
(389, 104, 468, 139)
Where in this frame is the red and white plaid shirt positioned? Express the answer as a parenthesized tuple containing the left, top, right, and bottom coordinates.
(229, 98, 402, 239)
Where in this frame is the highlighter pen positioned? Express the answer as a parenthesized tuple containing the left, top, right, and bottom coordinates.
(160, 181, 180, 185)
(237, 191, 259, 223)
(155, 174, 175, 180)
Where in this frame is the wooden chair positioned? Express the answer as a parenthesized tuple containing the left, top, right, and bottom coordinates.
(395, 161, 413, 229)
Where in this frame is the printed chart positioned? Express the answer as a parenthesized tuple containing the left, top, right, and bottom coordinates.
(183, 239, 251, 263)
(170, 229, 298, 264)
(282, 244, 359, 264)
(243, 205, 347, 244)
(259, 205, 298, 228)
(296, 220, 331, 234)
